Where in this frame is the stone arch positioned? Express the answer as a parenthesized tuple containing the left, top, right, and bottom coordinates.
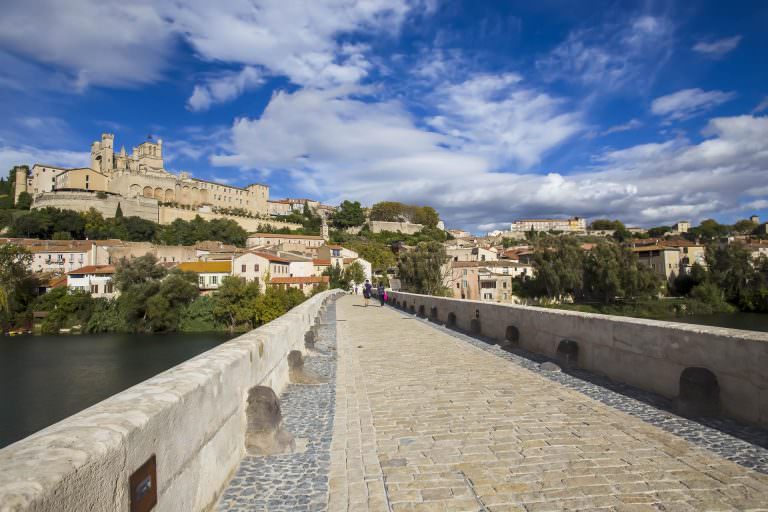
(418, 305, 426, 318)
(191, 187, 200, 205)
(402, 300, 407, 311)
(245, 386, 294, 455)
(200, 188, 209, 203)
(409, 304, 415, 314)
(154, 187, 164, 201)
(129, 184, 141, 197)
(165, 188, 174, 202)
(429, 306, 438, 322)
(678, 367, 720, 417)
(470, 318, 481, 335)
(181, 185, 191, 204)
(556, 340, 579, 367)
(505, 325, 520, 347)
(447, 312, 457, 328)
(142, 186, 153, 198)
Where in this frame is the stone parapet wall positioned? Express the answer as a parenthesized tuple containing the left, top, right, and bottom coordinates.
(159, 206, 301, 232)
(32, 191, 159, 222)
(388, 291, 768, 427)
(0, 290, 343, 512)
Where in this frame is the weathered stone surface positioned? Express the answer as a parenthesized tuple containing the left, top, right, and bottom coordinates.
(325, 295, 768, 512)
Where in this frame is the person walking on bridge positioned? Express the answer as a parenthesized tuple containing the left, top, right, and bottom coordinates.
(377, 282, 386, 307)
(363, 279, 372, 307)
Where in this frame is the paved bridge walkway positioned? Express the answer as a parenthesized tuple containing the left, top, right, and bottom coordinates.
(328, 296, 768, 512)
(219, 295, 768, 511)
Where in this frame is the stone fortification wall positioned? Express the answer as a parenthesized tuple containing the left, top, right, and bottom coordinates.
(388, 291, 768, 428)
(0, 290, 343, 511)
(369, 220, 424, 234)
(158, 206, 301, 231)
(32, 191, 159, 222)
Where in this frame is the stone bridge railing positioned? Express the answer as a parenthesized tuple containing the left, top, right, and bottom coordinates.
(388, 291, 768, 428)
(0, 289, 343, 512)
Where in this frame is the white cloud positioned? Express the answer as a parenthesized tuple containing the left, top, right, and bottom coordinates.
(187, 67, 265, 111)
(753, 96, 768, 114)
(536, 15, 673, 91)
(693, 35, 742, 58)
(0, 0, 425, 93)
(0, 144, 89, 171)
(601, 118, 642, 136)
(0, 1, 173, 89)
(651, 88, 735, 122)
(427, 73, 583, 167)
(211, 77, 768, 230)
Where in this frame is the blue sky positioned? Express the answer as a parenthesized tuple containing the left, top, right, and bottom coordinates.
(0, 0, 767, 232)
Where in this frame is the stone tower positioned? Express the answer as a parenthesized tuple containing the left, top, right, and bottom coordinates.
(13, 166, 28, 203)
(91, 133, 115, 174)
(321, 218, 329, 241)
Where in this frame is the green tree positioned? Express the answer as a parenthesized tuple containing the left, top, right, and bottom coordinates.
(0, 243, 36, 328)
(588, 219, 625, 231)
(323, 262, 348, 290)
(689, 219, 729, 241)
(113, 254, 167, 291)
(412, 206, 440, 228)
(647, 226, 671, 238)
(180, 296, 218, 332)
(146, 270, 199, 331)
(15, 191, 32, 210)
(397, 241, 449, 296)
(115, 202, 124, 219)
(343, 261, 366, 288)
(333, 200, 366, 228)
(369, 201, 403, 222)
(582, 242, 659, 302)
(345, 241, 396, 273)
(213, 276, 261, 331)
(521, 238, 585, 300)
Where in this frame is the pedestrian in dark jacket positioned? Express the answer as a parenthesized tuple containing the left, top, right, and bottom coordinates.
(363, 280, 372, 307)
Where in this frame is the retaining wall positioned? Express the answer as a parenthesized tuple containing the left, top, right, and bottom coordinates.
(388, 291, 768, 427)
(0, 290, 342, 512)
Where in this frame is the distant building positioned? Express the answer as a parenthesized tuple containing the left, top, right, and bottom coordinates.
(448, 229, 472, 238)
(446, 261, 533, 303)
(446, 246, 498, 263)
(632, 245, 681, 283)
(672, 221, 690, 234)
(509, 217, 586, 233)
(269, 276, 330, 295)
(750, 215, 760, 224)
(177, 261, 232, 292)
(247, 233, 325, 249)
(66, 265, 116, 298)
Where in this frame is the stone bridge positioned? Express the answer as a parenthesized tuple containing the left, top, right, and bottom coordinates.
(1, 292, 768, 511)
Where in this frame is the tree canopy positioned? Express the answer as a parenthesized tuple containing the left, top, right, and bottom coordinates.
(332, 200, 366, 228)
(397, 241, 449, 296)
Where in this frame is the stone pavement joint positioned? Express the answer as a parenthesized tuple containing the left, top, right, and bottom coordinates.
(328, 295, 768, 512)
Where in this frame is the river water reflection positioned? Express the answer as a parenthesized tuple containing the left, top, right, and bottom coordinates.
(669, 312, 768, 333)
(0, 332, 232, 449)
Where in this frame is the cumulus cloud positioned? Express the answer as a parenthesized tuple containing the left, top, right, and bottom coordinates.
(427, 73, 583, 167)
(187, 67, 265, 111)
(0, 144, 89, 171)
(0, 0, 424, 93)
(693, 35, 742, 58)
(211, 78, 768, 230)
(536, 15, 673, 91)
(651, 88, 735, 122)
(0, 1, 174, 89)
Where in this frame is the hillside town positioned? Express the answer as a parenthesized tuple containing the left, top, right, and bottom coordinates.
(2, 135, 768, 335)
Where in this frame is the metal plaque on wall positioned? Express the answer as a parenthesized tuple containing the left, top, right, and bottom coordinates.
(129, 455, 157, 512)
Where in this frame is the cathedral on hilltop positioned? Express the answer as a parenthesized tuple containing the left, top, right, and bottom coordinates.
(15, 133, 276, 230)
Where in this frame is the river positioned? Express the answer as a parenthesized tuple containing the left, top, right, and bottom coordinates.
(0, 332, 232, 449)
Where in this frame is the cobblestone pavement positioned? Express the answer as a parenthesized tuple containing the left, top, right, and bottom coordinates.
(415, 316, 768, 474)
(330, 296, 768, 512)
(217, 302, 338, 512)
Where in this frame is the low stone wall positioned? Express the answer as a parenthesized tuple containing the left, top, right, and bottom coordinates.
(0, 290, 342, 511)
(33, 191, 159, 222)
(388, 291, 768, 427)
(158, 206, 301, 232)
